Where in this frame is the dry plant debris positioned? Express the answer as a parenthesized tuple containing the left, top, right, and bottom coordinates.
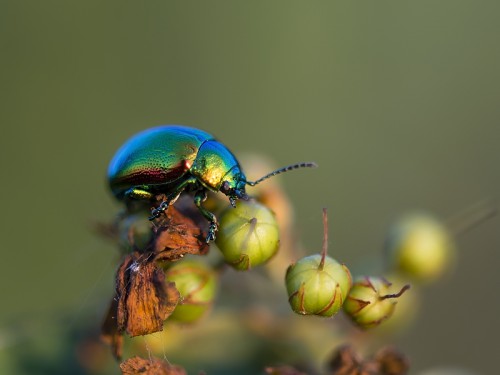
(101, 206, 209, 359)
(328, 345, 409, 375)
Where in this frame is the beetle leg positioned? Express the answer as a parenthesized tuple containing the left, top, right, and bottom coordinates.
(149, 177, 198, 220)
(194, 189, 218, 243)
(124, 187, 156, 200)
(149, 200, 171, 219)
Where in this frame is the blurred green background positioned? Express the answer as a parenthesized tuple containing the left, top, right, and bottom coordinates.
(1, 1, 499, 374)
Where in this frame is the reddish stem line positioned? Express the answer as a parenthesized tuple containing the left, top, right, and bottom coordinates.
(319, 207, 328, 271)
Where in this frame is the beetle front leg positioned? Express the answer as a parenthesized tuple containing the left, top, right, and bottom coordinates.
(194, 189, 218, 243)
(149, 177, 198, 220)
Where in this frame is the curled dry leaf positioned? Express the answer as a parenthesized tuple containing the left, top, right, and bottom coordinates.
(101, 206, 209, 359)
(120, 255, 180, 337)
(120, 356, 186, 375)
(101, 253, 180, 359)
(153, 209, 209, 261)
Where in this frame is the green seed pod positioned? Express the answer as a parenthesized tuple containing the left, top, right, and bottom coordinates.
(385, 212, 455, 282)
(286, 254, 352, 317)
(164, 260, 217, 323)
(215, 200, 280, 270)
(117, 211, 153, 252)
(343, 276, 409, 329)
(285, 208, 352, 317)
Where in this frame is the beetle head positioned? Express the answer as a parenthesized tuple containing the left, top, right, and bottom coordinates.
(220, 166, 249, 207)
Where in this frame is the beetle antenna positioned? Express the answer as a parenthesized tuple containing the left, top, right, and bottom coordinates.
(246, 162, 318, 186)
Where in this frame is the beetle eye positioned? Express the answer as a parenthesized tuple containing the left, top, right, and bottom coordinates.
(221, 181, 231, 194)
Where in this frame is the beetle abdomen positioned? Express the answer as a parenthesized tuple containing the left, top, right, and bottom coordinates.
(108, 125, 214, 198)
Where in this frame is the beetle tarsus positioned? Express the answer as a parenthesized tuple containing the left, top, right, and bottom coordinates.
(149, 200, 169, 220)
(229, 197, 237, 208)
(206, 222, 218, 243)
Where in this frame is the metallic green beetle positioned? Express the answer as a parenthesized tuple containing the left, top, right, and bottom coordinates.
(108, 125, 316, 242)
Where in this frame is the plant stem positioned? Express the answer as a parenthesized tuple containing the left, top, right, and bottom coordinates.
(319, 207, 328, 271)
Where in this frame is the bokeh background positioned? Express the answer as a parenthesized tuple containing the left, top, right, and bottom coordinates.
(1, 1, 499, 374)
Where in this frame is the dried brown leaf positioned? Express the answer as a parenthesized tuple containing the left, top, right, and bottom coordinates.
(101, 206, 209, 359)
(122, 257, 180, 337)
(101, 253, 181, 358)
(153, 207, 209, 262)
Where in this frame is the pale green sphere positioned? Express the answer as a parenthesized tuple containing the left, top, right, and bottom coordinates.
(164, 260, 217, 323)
(343, 276, 405, 329)
(285, 254, 352, 317)
(117, 211, 153, 252)
(385, 213, 455, 282)
(215, 200, 280, 270)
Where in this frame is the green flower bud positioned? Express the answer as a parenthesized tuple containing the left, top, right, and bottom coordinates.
(117, 211, 153, 252)
(343, 276, 409, 329)
(286, 254, 352, 317)
(385, 212, 455, 282)
(285, 208, 352, 317)
(163, 260, 217, 323)
(215, 200, 280, 270)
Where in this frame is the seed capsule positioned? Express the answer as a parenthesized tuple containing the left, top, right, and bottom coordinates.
(163, 260, 217, 323)
(286, 255, 352, 317)
(343, 276, 409, 329)
(215, 200, 280, 270)
(285, 209, 352, 317)
(385, 212, 455, 282)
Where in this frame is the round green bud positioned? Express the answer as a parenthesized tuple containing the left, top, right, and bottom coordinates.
(385, 212, 455, 282)
(215, 200, 280, 271)
(163, 260, 217, 323)
(117, 211, 153, 252)
(343, 276, 409, 329)
(285, 254, 352, 317)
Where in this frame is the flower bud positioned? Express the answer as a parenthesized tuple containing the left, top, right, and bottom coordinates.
(117, 211, 153, 252)
(385, 212, 455, 282)
(286, 254, 352, 317)
(163, 260, 217, 323)
(285, 208, 352, 317)
(215, 200, 280, 270)
(343, 276, 409, 329)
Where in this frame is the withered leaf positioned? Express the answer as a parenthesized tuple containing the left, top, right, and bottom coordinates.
(120, 356, 186, 375)
(153, 207, 209, 261)
(123, 257, 180, 337)
(101, 253, 180, 358)
(102, 205, 209, 360)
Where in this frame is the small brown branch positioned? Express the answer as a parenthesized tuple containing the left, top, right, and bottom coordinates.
(319, 207, 328, 271)
(380, 285, 410, 300)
